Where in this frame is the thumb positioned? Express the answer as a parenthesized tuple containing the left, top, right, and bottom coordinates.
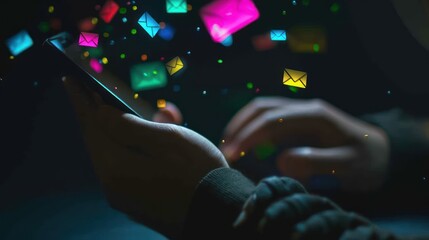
(276, 147, 356, 184)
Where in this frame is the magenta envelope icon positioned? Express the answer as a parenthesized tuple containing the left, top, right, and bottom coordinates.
(78, 32, 99, 48)
(200, 0, 260, 43)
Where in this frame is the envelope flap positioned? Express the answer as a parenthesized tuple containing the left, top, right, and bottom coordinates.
(285, 69, 306, 81)
(169, 0, 186, 7)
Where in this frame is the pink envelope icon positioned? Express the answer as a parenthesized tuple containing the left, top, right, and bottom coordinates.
(200, 0, 260, 43)
(78, 32, 99, 48)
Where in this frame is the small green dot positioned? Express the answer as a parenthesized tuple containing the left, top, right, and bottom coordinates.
(217, 59, 223, 64)
(131, 29, 137, 35)
(282, 10, 286, 16)
(246, 82, 254, 89)
(120, 53, 126, 59)
(119, 7, 127, 14)
(313, 43, 320, 53)
(288, 86, 298, 93)
(153, 70, 158, 75)
(303, 0, 310, 6)
(330, 3, 340, 13)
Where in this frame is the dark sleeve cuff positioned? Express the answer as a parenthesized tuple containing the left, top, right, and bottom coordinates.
(181, 167, 255, 239)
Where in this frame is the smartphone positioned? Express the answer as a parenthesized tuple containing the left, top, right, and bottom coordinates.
(43, 32, 154, 119)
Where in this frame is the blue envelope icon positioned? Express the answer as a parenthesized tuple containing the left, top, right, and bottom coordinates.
(138, 12, 160, 38)
(6, 30, 33, 56)
(166, 0, 187, 13)
(270, 30, 287, 41)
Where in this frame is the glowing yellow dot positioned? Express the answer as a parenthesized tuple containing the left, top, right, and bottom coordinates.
(48, 5, 55, 13)
(103, 32, 109, 38)
(91, 17, 98, 25)
(332, 170, 336, 174)
(240, 151, 246, 157)
(133, 93, 139, 99)
(157, 99, 167, 109)
(221, 139, 225, 144)
(141, 54, 148, 61)
(9, 56, 15, 60)
(83, 51, 90, 58)
(101, 57, 108, 64)
(364, 134, 369, 138)
(132, 5, 138, 11)
(278, 118, 284, 123)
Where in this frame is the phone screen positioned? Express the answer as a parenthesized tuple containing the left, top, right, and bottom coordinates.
(46, 32, 154, 119)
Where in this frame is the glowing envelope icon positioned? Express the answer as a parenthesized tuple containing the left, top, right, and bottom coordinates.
(78, 32, 99, 48)
(138, 12, 160, 38)
(199, 0, 260, 43)
(6, 30, 33, 56)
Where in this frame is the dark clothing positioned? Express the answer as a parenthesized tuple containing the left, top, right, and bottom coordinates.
(183, 168, 400, 239)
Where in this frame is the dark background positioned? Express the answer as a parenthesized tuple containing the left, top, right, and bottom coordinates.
(1, 0, 428, 239)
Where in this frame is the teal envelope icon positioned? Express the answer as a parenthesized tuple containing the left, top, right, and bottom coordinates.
(270, 30, 287, 41)
(166, 0, 187, 13)
(130, 62, 168, 91)
(138, 12, 160, 38)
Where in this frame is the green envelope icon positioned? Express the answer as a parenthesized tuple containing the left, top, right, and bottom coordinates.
(130, 62, 168, 91)
(166, 0, 187, 13)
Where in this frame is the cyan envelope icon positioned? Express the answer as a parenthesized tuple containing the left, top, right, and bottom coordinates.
(270, 30, 287, 41)
(138, 12, 160, 38)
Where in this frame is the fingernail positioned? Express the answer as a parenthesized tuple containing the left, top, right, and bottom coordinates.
(232, 193, 257, 228)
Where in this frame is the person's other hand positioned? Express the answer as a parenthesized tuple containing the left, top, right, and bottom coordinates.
(62, 77, 228, 238)
(221, 97, 389, 192)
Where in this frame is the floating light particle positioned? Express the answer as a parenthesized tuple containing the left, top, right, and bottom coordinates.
(131, 28, 137, 35)
(33, 81, 38, 87)
(141, 54, 148, 61)
(95, 4, 101, 11)
(278, 118, 284, 123)
(157, 99, 167, 109)
(387, 90, 391, 95)
(221, 139, 225, 144)
(330, 3, 340, 13)
(184, 122, 188, 127)
(282, 10, 286, 15)
(160, 57, 165, 61)
(122, 17, 127, 23)
(48, 5, 54, 13)
(38, 21, 50, 33)
(255, 88, 261, 93)
(123, 36, 127, 40)
(132, 5, 138, 11)
(173, 84, 181, 92)
(91, 17, 98, 25)
(153, 70, 158, 75)
(114, 86, 118, 90)
(332, 170, 336, 174)
(187, 4, 193, 11)
(246, 82, 254, 89)
(292, 0, 297, 6)
(423, 177, 427, 181)
(83, 51, 90, 58)
(120, 53, 126, 59)
(103, 32, 110, 38)
(109, 40, 115, 45)
(217, 59, 223, 64)
(159, 22, 166, 29)
(119, 7, 127, 14)
(187, 51, 191, 55)
(9, 56, 14, 60)
(240, 151, 246, 157)
(126, 1, 131, 5)
(196, 27, 201, 31)
(202, 90, 207, 95)
(101, 57, 108, 64)
(364, 134, 369, 138)
(133, 93, 139, 99)
(313, 43, 320, 52)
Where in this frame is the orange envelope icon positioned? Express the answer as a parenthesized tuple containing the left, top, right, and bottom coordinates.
(165, 56, 184, 75)
(283, 68, 307, 88)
